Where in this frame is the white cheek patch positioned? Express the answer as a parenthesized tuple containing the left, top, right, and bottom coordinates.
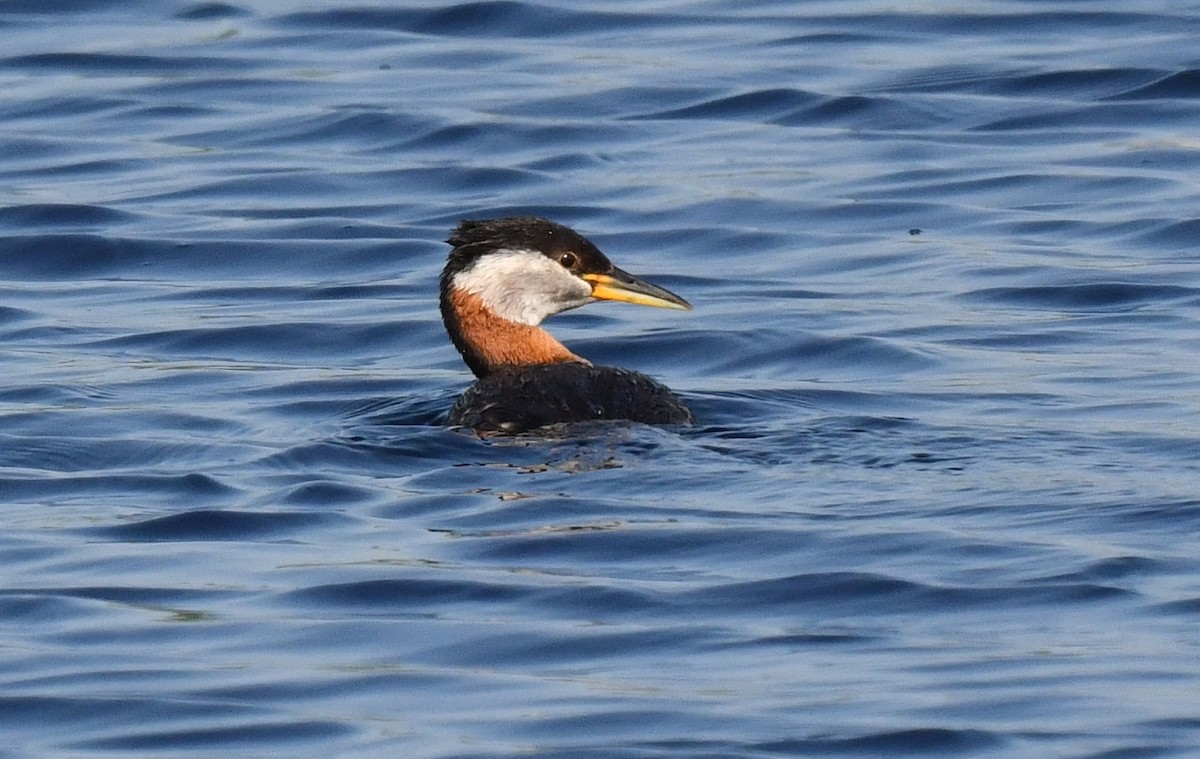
(452, 249, 593, 325)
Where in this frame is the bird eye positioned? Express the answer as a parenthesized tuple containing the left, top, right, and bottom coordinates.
(558, 252, 578, 269)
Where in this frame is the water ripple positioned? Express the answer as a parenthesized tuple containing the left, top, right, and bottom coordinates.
(3, 2, 1200, 757)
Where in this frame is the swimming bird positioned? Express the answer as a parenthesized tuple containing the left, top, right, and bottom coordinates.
(441, 217, 693, 434)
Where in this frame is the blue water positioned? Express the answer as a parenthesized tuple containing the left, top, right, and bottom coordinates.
(3, 1, 1200, 757)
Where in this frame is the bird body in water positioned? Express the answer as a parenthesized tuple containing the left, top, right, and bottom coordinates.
(441, 217, 693, 434)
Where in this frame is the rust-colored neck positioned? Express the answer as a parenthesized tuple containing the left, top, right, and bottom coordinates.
(443, 288, 586, 378)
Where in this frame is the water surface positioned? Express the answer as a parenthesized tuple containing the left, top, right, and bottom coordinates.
(2, 2, 1200, 757)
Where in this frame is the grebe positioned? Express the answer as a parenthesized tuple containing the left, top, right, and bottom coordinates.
(441, 217, 693, 434)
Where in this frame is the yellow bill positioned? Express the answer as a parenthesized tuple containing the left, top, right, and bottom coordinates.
(582, 268, 692, 311)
